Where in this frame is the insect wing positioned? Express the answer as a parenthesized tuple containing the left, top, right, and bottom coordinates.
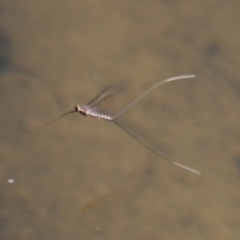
(85, 86, 115, 110)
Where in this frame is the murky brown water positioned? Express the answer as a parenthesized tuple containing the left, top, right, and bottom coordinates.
(0, 1, 240, 239)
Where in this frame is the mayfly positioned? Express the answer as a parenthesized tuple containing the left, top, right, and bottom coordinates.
(44, 75, 200, 175)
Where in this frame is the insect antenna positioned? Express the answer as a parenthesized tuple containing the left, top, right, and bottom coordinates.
(41, 109, 77, 127)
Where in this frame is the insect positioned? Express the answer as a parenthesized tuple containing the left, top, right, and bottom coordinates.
(44, 75, 200, 175)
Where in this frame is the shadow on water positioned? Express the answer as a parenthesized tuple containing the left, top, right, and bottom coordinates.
(0, 29, 40, 79)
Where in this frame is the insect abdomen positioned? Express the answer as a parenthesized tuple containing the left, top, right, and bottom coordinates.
(88, 112, 113, 121)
